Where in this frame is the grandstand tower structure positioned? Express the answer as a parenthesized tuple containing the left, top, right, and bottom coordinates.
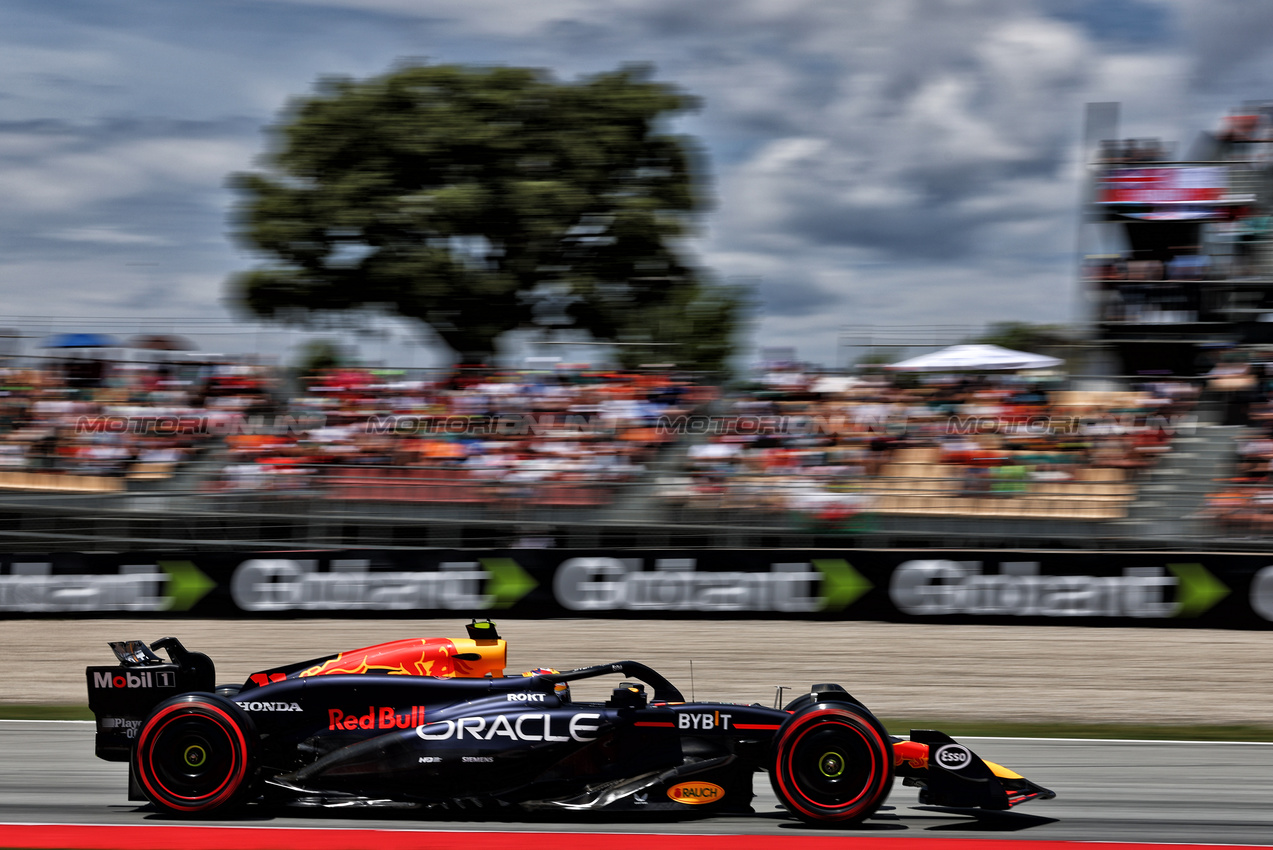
(1082, 102, 1273, 376)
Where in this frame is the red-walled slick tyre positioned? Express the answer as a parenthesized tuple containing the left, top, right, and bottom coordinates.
(133, 694, 258, 815)
(770, 702, 894, 826)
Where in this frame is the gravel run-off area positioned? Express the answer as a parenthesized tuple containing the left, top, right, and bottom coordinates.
(8, 618, 1272, 726)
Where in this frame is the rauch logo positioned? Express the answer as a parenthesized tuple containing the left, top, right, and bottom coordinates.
(668, 781, 724, 804)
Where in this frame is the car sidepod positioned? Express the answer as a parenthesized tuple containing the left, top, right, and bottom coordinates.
(540, 702, 780, 814)
(236, 675, 774, 815)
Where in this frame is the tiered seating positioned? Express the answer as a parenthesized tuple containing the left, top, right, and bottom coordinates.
(321, 466, 612, 507)
(0, 471, 123, 493)
(127, 462, 176, 481)
(868, 462, 1134, 520)
(326, 466, 484, 504)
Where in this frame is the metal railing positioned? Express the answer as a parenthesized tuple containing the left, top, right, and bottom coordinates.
(0, 423, 1262, 551)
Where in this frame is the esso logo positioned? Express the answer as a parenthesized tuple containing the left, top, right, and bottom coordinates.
(934, 744, 972, 771)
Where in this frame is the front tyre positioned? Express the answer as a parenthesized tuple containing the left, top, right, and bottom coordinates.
(770, 702, 893, 826)
(133, 694, 258, 815)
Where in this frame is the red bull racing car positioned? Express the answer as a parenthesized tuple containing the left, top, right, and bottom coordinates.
(86, 621, 1054, 826)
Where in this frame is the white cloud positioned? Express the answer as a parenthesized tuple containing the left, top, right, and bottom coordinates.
(259, 0, 592, 38)
(2, 0, 1273, 365)
(0, 133, 254, 214)
(46, 226, 171, 246)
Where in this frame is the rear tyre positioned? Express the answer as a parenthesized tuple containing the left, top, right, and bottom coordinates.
(770, 702, 893, 826)
(133, 694, 257, 815)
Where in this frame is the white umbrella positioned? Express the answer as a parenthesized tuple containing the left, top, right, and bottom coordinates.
(688, 443, 741, 459)
(885, 344, 1062, 372)
(810, 376, 861, 394)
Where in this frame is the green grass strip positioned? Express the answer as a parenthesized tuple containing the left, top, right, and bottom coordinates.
(0, 705, 94, 721)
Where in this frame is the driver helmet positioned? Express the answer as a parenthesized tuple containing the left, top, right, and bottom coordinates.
(521, 667, 570, 702)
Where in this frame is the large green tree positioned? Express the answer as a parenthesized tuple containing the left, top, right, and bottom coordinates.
(229, 62, 741, 370)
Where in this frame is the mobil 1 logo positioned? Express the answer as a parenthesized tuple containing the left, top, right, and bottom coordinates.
(91, 669, 176, 690)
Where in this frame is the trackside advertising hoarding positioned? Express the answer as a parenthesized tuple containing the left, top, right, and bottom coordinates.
(2, 549, 1273, 628)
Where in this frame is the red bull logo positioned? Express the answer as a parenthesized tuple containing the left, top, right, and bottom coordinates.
(328, 706, 426, 731)
(667, 781, 724, 805)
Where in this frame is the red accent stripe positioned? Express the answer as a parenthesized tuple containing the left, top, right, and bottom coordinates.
(733, 723, 780, 730)
(634, 721, 675, 727)
(0, 825, 1265, 850)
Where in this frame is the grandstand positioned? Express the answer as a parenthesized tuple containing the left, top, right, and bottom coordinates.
(3, 102, 1273, 552)
(0, 347, 1249, 552)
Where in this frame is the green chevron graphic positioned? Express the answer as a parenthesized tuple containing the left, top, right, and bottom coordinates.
(159, 560, 216, 612)
(480, 557, 538, 609)
(812, 559, 873, 612)
(1168, 562, 1230, 618)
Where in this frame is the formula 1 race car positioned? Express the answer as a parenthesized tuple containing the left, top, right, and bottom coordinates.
(86, 621, 1054, 826)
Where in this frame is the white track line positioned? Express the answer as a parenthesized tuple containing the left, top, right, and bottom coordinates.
(961, 735, 1273, 746)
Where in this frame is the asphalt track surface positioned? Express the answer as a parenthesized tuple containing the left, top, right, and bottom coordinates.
(5, 721, 1273, 845)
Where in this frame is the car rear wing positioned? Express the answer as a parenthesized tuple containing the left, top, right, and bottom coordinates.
(85, 637, 215, 762)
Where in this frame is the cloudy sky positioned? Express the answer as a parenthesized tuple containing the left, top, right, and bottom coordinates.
(3, 0, 1272, 368)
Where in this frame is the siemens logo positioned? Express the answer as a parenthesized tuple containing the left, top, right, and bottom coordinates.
(889, 561, 1178, 618)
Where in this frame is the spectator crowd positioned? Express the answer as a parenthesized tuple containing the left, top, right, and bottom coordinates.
(666, 366, 1198, 529)
(0, 346, 1234, 534)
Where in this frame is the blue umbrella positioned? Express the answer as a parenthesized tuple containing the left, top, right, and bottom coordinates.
(42, 333, 120, 349)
